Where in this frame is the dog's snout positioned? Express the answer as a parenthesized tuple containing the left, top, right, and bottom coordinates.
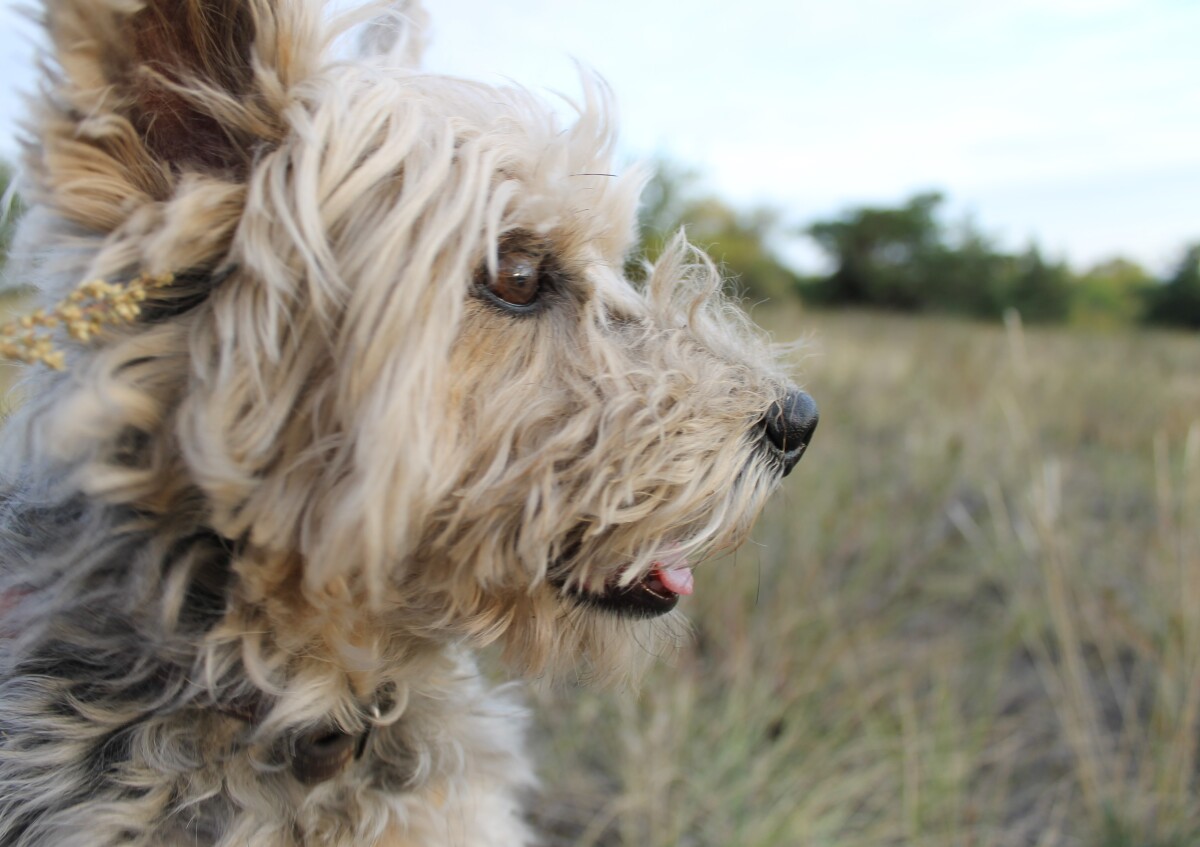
(760, 389, 818, 477)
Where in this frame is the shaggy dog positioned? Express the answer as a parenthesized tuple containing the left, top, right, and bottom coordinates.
(0, 1, 817, 844)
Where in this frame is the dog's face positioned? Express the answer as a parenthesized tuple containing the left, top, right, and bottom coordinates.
(23, 0, 815, 682)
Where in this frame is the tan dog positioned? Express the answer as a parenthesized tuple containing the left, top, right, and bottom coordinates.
(0, 1, 816, 844)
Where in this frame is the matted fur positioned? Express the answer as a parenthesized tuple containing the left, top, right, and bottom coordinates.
(0, 1, 805, 844)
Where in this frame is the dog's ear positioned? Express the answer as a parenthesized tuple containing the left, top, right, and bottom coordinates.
(29, 0, 316, 233)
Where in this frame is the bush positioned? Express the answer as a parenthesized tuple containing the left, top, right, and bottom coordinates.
(1144, 244, 1200, 329)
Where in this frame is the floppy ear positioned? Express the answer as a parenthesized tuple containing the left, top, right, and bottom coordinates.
(27, 0, 316, 235)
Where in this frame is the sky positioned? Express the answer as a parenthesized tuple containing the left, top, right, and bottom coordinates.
(0, 0, 1196, 274)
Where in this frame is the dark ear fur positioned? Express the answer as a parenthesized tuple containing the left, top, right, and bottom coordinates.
(125, 1, 264, 172)
(28, 0, 307, 232)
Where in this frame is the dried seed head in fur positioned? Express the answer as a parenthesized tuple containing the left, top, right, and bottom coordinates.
(0, 272, 175, 368)
(0, 0, 816, 843)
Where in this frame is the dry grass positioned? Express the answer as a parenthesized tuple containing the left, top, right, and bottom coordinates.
(530, 309, 1200, 847)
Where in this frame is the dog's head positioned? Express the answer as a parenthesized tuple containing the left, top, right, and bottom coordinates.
(17, 0, 815, 681)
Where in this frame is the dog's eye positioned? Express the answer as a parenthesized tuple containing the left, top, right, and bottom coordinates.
(486, 252, 543, 308)
(291, 727, 361, 786)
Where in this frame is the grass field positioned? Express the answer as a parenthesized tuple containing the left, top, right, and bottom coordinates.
(529, 309, 1200, 847)
(3, 296, 1199, 845)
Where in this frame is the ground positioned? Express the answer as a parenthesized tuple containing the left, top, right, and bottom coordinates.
(529, 308, 1200, 847)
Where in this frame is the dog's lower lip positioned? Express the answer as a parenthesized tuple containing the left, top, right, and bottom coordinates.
(643, 571, 668, 596)
(640, 569, 673, 600)
(550, 553, 693, 618)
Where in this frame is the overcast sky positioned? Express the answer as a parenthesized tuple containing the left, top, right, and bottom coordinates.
(1, 0, 1196, 273)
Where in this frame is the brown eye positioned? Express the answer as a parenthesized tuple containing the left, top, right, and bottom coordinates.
(291, 727, 359, 786)
(486, 252, 543, 308)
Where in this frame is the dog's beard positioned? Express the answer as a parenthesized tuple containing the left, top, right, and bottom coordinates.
(544, 451, 780, 621)
(402, 413, 783, 683)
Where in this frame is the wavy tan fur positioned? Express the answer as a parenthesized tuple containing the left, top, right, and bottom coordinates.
(0, 1, 806, 844)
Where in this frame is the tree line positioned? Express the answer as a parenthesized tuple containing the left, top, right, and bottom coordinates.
(4, 160, 1197, 329)
(637, 162, 1200, 330)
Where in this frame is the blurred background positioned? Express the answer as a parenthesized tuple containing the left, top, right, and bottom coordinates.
(3, 1, 1200, 844)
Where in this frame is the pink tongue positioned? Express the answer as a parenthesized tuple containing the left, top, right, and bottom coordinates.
(655, 563, 694, 596)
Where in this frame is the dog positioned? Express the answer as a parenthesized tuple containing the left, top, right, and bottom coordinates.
(0, 1, 817, 844)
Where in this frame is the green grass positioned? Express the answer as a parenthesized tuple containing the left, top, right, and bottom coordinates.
(529, 309, 1200, 846)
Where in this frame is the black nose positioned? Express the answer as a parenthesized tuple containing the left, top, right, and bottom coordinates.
(760, 389, 818, 477)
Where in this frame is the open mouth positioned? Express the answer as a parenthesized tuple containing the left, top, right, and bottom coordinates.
(552, 545, 694, 619)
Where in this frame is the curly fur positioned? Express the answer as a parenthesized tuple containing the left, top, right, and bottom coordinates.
(0, 1, 809, 844)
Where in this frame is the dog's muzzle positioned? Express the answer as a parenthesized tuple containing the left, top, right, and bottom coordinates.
(759, 389, 818, 477)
